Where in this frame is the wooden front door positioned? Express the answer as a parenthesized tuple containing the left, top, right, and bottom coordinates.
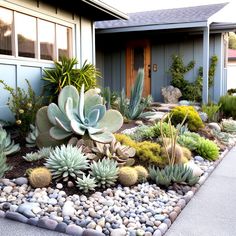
(126, 39, 151, 97)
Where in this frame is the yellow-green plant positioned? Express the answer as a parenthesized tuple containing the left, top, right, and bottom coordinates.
(29, 167, 52, 188)
(118, 166, 138, 186)
(134, 165, 149, 183)
(170, 106, 204, 131)
(196, 139, 219, 161)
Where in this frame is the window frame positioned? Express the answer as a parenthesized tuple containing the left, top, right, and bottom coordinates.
(0, 4, 74, 63)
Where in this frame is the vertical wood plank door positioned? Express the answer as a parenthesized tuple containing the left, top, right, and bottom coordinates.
(126, 39, 151, 97)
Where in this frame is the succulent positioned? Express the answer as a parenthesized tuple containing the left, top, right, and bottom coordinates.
(23, 152, 43, 162)
(149, 164, 199, 187)
(152, 121, 176, 138)
(176, 123, 189, 135)
(0, 126, 20, 156)
(76, 174, 97, 193)
(45, 145, 89, 181)
(134, 165, 148, 183)
(91, 139, 136, 166)
(25, 124, 39, 147)
(129, 125, 155, 142)
(196, 139, 219, 161)
(0, 151, 11, 178)
(29, 167, 52, 188)
(212, 129, 236, 146)
(177, 132, 201, 151)
(118, 166, 138, 186)
(90, 159, 119, 188)
(182, 147, 192, 160)
(221, 118, 236, 133)
(38, 147, 53, 158)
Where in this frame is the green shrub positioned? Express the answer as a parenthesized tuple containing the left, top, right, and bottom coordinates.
(202, 103, 221, 122)
(219, 95, 236, 119)
(196, 139, 219, 161)
(0, 79, 43, 136)
(227, 88, 236, 95)
(170, 106, 204, 131)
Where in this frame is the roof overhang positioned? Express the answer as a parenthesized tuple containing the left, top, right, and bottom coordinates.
(41, 0, 128, 21)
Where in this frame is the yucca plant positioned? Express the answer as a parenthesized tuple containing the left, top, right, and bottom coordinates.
(90, 159, 119, 188)
(45, 144, 89, 181)
(76, 174, 97, 193)
(0, 151, 11, 178)
(42, 57, 101, 100)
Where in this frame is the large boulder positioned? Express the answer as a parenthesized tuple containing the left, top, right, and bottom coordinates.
(162, 86, 182, 103)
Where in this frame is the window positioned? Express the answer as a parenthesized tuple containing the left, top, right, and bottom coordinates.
(0, 6, 73, 61)
(57, 25, 72, 59)
(39, 19, 55, 60)
(16, 13, 37, 58)
(0, 7, 13, 55)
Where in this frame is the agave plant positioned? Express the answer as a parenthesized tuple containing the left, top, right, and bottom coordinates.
(25, 124, 39, 147)
(76, 174, 97, 193)
(0, 126, 20, 156)
(0, 151, 12, 178)
(91, 139, 136, 166)
(36, 84, 123, 147)
(90, 159, 119, 188)
(45, 144, 89, 181)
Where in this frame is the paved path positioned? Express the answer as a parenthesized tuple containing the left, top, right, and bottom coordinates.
(165, 146, 236, 236)
(0, 147, 236, 236)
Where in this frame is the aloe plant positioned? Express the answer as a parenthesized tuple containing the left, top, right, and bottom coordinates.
(36, 84, 123, 147)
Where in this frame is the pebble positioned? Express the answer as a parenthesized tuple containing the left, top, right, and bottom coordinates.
(17, 203, 40, 218)
(3, 186, 13, 194)
(5, 212, 28, 223)
(15, 177, 28, 186)
(56, 183, 63, 189)
(37, 218, 58, 230)
(158, 223, 168, 234)
(153, 229, 162, 236)
(27, 217, 39, 226)
(62, 201, 75, 217)
(55, 222, 67, 233)
(82, 229, 105, 236)
(111, 228, 126, 236)
(66, 224, 84, 236)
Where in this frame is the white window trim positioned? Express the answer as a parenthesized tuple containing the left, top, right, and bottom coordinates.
(0, 3, 75, 62)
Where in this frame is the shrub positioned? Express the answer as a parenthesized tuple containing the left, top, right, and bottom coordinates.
(170, 106, 204, 131)
(196, 139, 219, 161)
(118, 166, 138, 186)
(29, 167, 52, 188)
(219, 95, 236, 119)
(0, 79, 43, 136)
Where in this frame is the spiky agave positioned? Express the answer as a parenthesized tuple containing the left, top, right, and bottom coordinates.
(45, 144, 89, 181)
(90, 158, 119, 188)
(76, 174, 97, 193)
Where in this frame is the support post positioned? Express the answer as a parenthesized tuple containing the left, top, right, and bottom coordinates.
(202, 25, 210, 104)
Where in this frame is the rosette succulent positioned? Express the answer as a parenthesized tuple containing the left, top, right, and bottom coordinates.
(36, 85, 123, 147)
(45, 144, 89, 181)
(76, 174, 97, 193)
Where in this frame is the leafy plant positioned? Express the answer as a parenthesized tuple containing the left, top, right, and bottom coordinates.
(25, 124, 39, 147)
(219, 95, 236, 119)
(36, 84, 123, 147)
(118, 166, 138, 186)
(177, 134, 200, 151)
(227, 88, 236, 95)
(0, 151, 11, 178)
(100, 87, 118, 110)
(221, 118, 236, 133)
(202, 103, 221, 122)
(0, 126, 20, 156)
(149, 164, 199, 187)
(196, 139, 219, 161)
(42, 57, 101, 100)
(28, 167, 52, 188)
(0, 79, 43, 136)
(129, 125, 155, 141)
(90, 158, 119, 188)
(76, 174, 97, 193)
(38, 147, 53, 158)
(170, 106, 204, 131)
(118, 69, 147, 120)
(45, 145, 89, 181)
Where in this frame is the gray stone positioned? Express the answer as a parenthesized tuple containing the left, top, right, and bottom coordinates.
(208, 122, 221, 132)
(110, 228, 126, 236)
(185, 161, 203, 177)
(2, 202, 11, 210)
(17, 202, 40, 218)
(163, 218, 171, 227)
(153, 229, 162, 236)
(87, 221, 96, 229)
(0, 210, 6, 218)
(162, 85, 182, 103)
(177, 199, 186, 209)
(37, 218, 58, 230)
(66, 224, 84, 236)
(15, 177, 28, 185)
(169, 211, 178, 222)
(82, 229, 105, 236)
(158, 223, 168, 234)
(5, 212, 28, 223)
(55, 222, 68, 233)
(27, 217, 39, 226)
(194, 156, 204, 162)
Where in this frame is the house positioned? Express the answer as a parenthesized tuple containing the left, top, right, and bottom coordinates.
(0, 0, 127, 121)
(95, 3, 236, 103)
(227, 48, 236, 89)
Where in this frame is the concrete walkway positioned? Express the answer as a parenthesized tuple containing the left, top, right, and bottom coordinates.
(0, 147, 236, 235)
(166, 146, 236, 236)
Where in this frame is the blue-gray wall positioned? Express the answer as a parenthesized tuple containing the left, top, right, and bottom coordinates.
(96, 32, 226, 103)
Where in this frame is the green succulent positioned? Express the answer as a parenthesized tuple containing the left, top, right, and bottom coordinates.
(0, 126, 20, 156)
(129, 125, 155, 141)
(90, 158, 119, 188)
(196, 139, 219, 161)
(149, 164, 199, 187)
(76, 174, 97, 193)
(212, 129, 235, 146)
(25, 124, 39, 147)
(0, 151, 12, 178)
(23, 152, 43, 162)
(91, 139, 136, 166)
(176, 123, 189, 135)
(177, 131, 202, 151)
(221, 118, 236, 133)
(152, 121, 176, 138)
(45, 144, 89, 181)
(38, 147, 53, 158)
(36, 85, 123, 147)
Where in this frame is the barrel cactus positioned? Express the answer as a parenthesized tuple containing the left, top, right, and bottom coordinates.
(134, 165, 149, 183)
(29, 167, 52, 188)
(36, 85, 123, 147)
(118, 166, 138, 186)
